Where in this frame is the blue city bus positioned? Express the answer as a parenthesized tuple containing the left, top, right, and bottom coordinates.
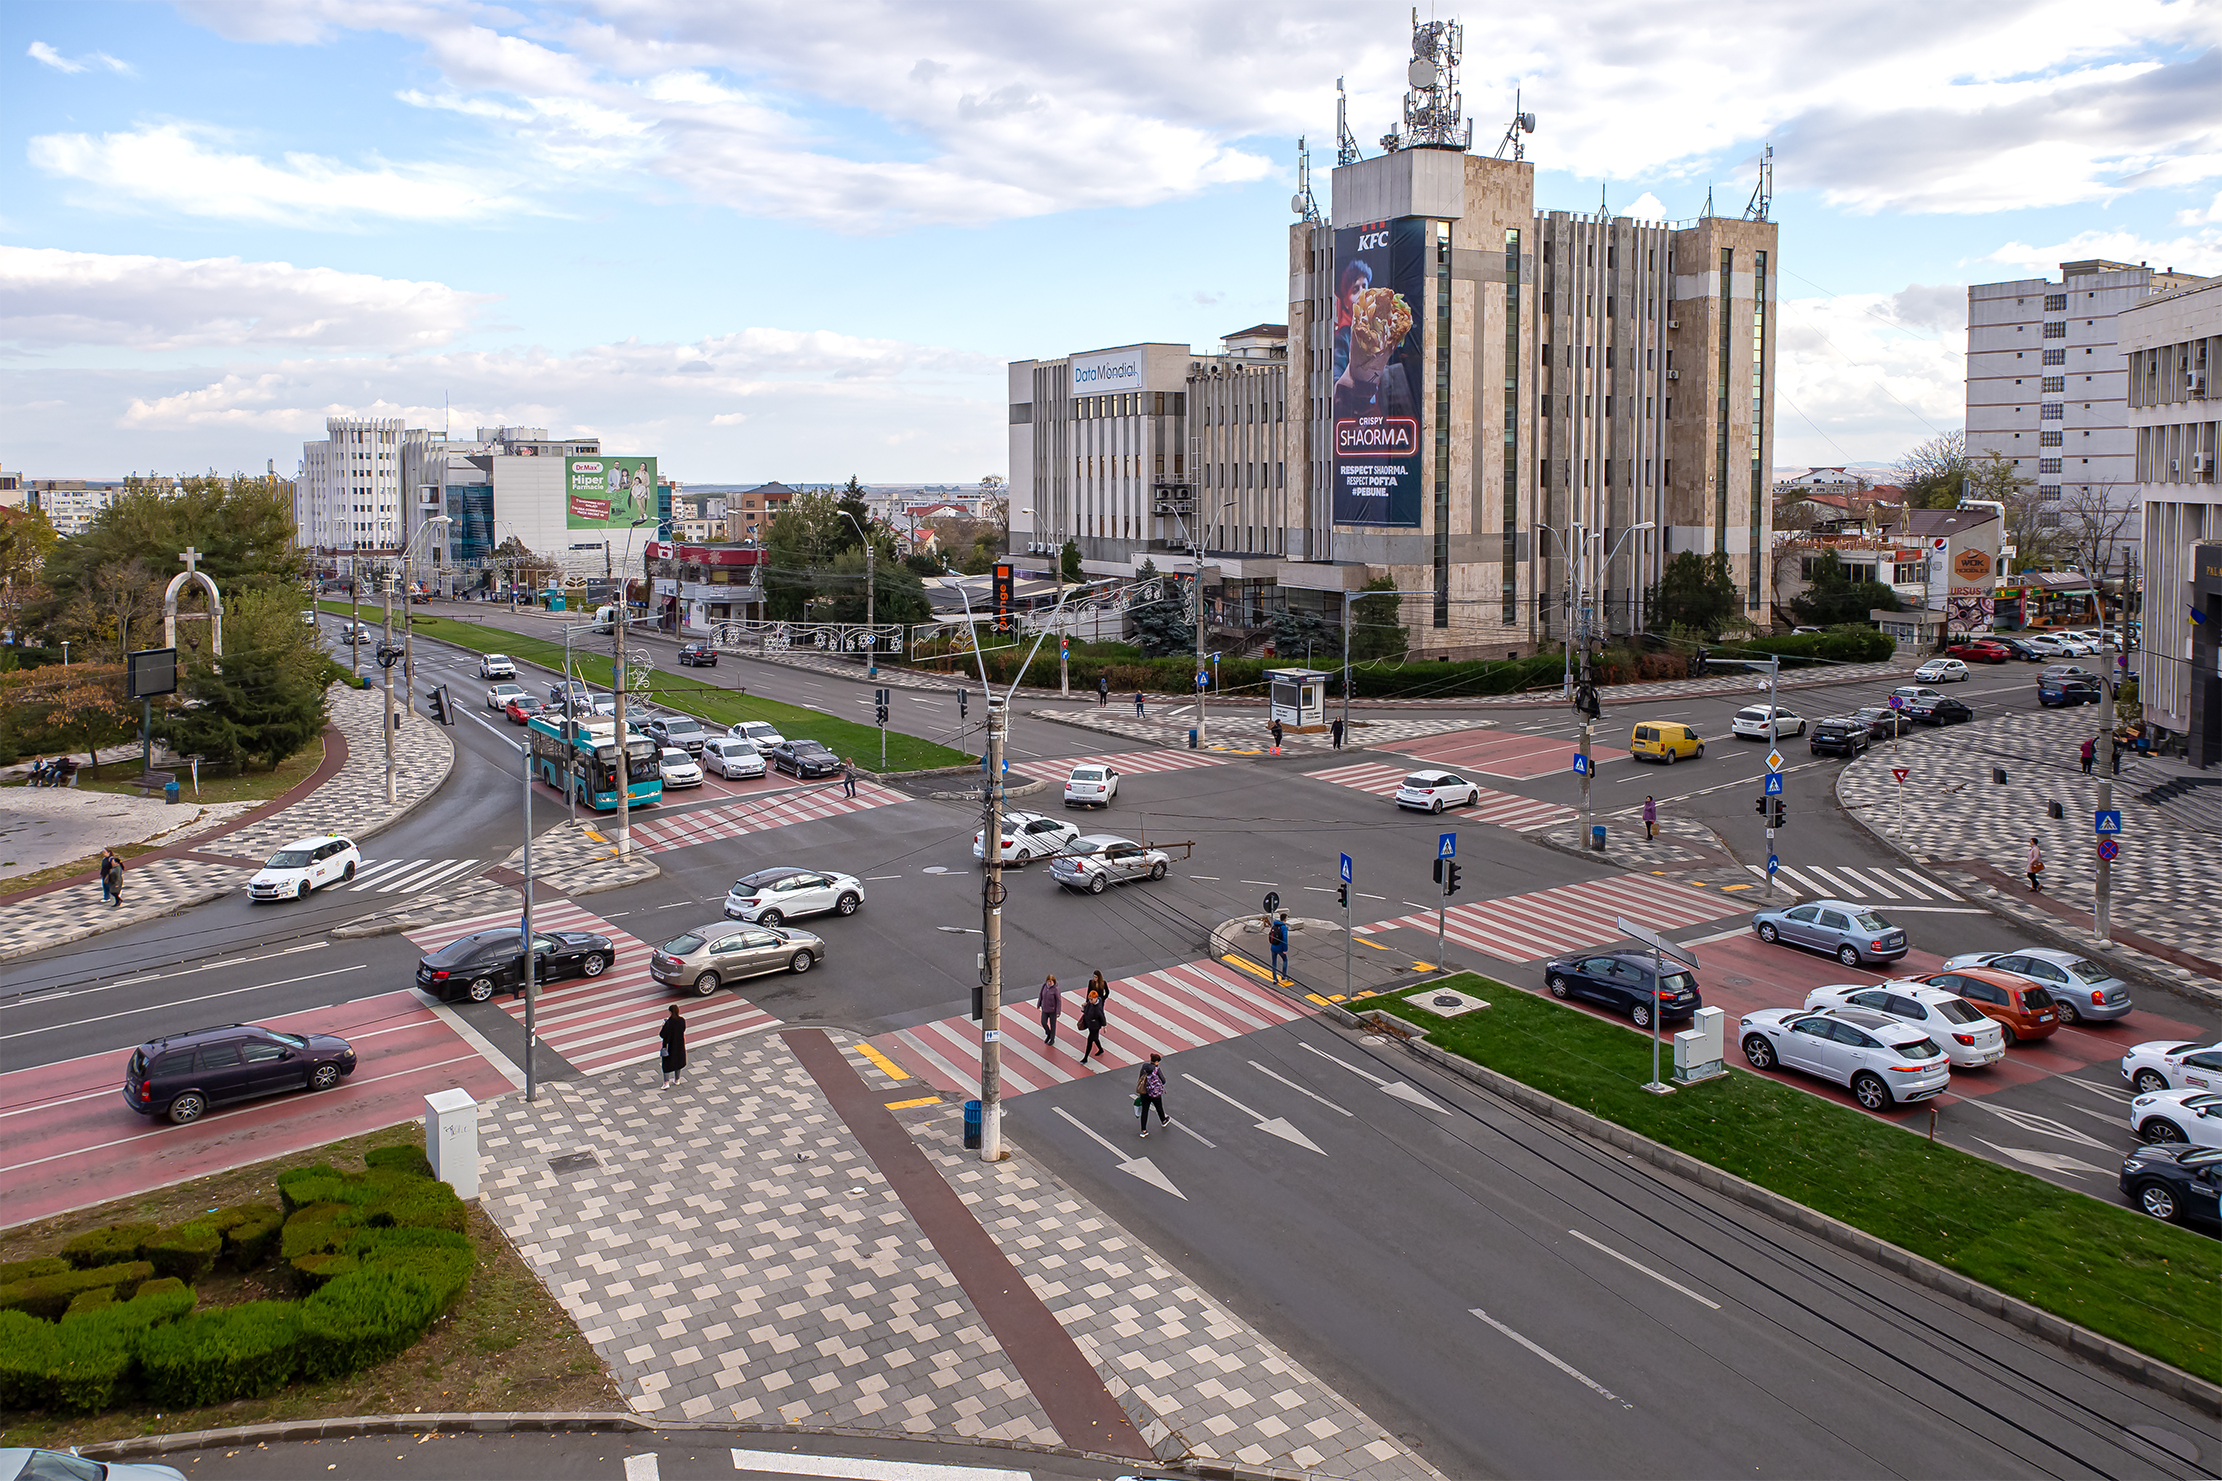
(527, 716, 662, 810)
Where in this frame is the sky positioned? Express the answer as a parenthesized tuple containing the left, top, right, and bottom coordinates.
(5, 0, 2221, 487)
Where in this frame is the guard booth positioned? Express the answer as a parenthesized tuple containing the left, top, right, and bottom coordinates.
(1265, 667, 1329, 732)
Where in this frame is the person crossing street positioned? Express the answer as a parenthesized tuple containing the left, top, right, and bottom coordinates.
(1268, 911, 1289, 981)
(1097, 674, 1109, 707)
(1036, 973, 1063, 1049)
(1135, 1052, 1169, 1135)
(1078, 987, 1107, 1062)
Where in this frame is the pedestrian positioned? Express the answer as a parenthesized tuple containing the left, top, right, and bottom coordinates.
(1643, 795, 1658, 841)
(1079, 988, 1108, 1061)
(1087, 968, 1111, 1008)
(1134, 1052, 1170, 1136)
(1097, 674, 1109, 708)
(660, 1005, 687, 1086)
(2079, 736, 2095, 774)
(1269, 719, 1284, 754)
(2026, 836, 2044, 892)
(2110, 742, 2123, 776)
(1269, 911, 1289, 980)
(1330, 717, 1345, 749)
(1134, 689, 1146, 719)
(99, 846, 121, 907)
(841, 756, 858, 798)
(1036, 973, 1063, 1048)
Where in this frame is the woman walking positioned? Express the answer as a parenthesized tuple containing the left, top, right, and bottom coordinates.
(1078, 988, 1108, 1062)
(1036, 973, 1063, 1048)
(1135, 1052, 1169, 1136)
(1087, 969, 1111, 1008)
(2026, 836, 2044, 892)
(1643, 795, 1658, 841)
(660, 1004, 688, 1086)
(2079, 736, 2096, 775)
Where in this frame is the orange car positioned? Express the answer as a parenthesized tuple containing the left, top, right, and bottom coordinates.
(1916, 967, 2059, 1044)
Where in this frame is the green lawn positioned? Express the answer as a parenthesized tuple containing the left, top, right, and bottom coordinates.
(332, 606, 974, 773)
(1353, 975, 2222, 1385)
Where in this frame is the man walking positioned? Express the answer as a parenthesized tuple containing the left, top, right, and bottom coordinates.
(1330, 717, 1345, 749)
(1643, 795, 1658, 841)
(1078, 988, 1108, 1062)
(1268, 911, 1289, 981)
(1097, 674, 1109, 708)
(659, 1004, 687, 1087)
(1036, 973, 1063, 1049)
(840, 756, 858, 799)
(2026, 836, 2044, 892)
(1133, 689, 1146, 719)
(1269, 719, 1284, 754)
(1135, 1052, 1169, 1136)
(100, 847, 122, 908)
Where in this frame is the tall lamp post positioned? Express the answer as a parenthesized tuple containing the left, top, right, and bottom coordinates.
(611, 515, 655, 862)
(837, 509, 878, 679)
(399, 516, 452, 698)
(1576, 522, 1653, 838)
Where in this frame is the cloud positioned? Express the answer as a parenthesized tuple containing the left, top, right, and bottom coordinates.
(26, 41, 134, 75)
(1984, 226, 2222, 277)
(1772, 289, 1967, 465)
(0, 246, 497, 352)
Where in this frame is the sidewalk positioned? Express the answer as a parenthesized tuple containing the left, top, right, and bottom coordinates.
(0, 787, 258, 885)
(1030, 706, 1480, 754)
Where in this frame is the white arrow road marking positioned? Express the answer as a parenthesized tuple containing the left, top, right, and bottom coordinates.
(1052, 1106, 1187, 1198)
(1247, 1060, 1353, 1116)
(1183, 1074, 1326, 1154)
(1566, 1230, 1721, 1310)
(1470, 1309, 1633, 1408)
(2060, 1074, 2133, 1104)
(2065, 1103, 2134, 1130)
(1974, 1139, 2111, 1178)
(1171, 1119, 1217, 1148)
(1298, 1041, 1452, 1113)
(1959, 1100, 2114, 1150)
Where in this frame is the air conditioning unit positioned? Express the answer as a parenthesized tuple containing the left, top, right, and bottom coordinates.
(1665, 370, 1680, 380)
(1666, 319, 1680, 330)
(2196, 456, 2216, 474)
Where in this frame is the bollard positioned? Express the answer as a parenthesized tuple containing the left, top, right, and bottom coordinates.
(424, 1088, 480, 1200)
(1992, 766, 2008, 784)
(2048, 799, 2064, 819)
(963, 1099, 983, 1150)
(1188, 728, 1198, 750)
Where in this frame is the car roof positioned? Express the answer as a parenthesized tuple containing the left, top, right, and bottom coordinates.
(738, 865, 807, 883)
(1804, 898, 1885, 912)
(137, 1022, 252, 1051)
(1070, 834, 1137, 847)
(1822, 1007, 1909, 1032)
(279, 833, 351, 851)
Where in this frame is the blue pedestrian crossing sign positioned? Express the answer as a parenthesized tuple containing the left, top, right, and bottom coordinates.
(1570, 753, 1592, 776)
(1764, 773, 1783, 796)
(1195, 670, 1207, 689)
(1766, 855, 1780, 873)
(1438, 832, 1457, 860)
(2093, 809, 2123, 835)
(1339, 851, 1353, 883)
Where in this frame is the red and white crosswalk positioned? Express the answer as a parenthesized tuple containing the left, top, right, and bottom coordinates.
(622, 781, 906, 854)
(1011, 750, 1227, 784)
(404, 902, 779, 1076)
(1305, 761, 1576, 832)
(869, 958, 1308, 1100)
(1361, 874, 1734, 963)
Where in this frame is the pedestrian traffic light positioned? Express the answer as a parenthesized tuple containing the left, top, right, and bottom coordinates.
(958, 688, 969, 718)
(1754, 796, 1767, 816)
(1769, 798, 1787, 828)
(876, 701, 889, 725)
(1337, 882, 1349, 908)
(1432, 858, 1444, 884)
(1445, 862, 1462, 898)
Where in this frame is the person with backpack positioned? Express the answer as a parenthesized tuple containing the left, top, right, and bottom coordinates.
(1097, 674, 1109, 708)
(100, 847, 123, 908)
(1134, 1052, 1169, 1136)
(1269, 719, 1284, 754)
(1268, 912, 1289, 981)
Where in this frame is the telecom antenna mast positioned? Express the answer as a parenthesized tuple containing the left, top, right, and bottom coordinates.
(1292, 136, 1321, 222)
(1744, 143, 1774, 221)
(1493, 87, 1536, 160)
(1389, 9, 1470, 152)
(1336, 77, 1361, 165)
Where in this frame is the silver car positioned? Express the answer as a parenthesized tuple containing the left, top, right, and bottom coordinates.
(1739, 1006, 1952, 1110)
(1049, 835, 1170, 894)
(703, 736, 767, 778)
(651, 922, 823, 995)
(1752, 898, 1908, 967)
(1943, 948, 2132, 1024)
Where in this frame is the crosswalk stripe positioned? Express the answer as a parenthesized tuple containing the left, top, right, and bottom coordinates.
(344, 858, 413, 887)
(1011, 751, 1226, 783)
(1373, 875, 1732, 963)
(1304, 762, 1574, 832)
(1745, 862, 1960, 904)
(1801, 864, 1858, 898)
(375, 859, 458, 893)
(1897, 867, 1960, 901)
(1835, 866, 1900, 900)
(625, 782, 905, 854)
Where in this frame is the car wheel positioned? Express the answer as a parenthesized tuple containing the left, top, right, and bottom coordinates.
(758, 909, 784, 927)
(1548, 974, 1571, 999)
(308, 1062, 342, 1091)
(1742, 1035, 1775, 1070)
(1836, 944, 1862, 967)
(1148, 861, 1166, 881)
(2140, 1117, 2187, 1144)
(583, 952, 609, 977)
(1694, 744, 1704, 759)
(2132, 1180, 2184, 1222)
(1663, 748, 1676, 765)
(1467, 790, 1480, 806)
(1632, 1001, 1654, 1029)
(342, 860, 356, 881)
(1851, 1073, 1892, 1111)
(789, 950, 814, 974)
(1998, 1023, 2019, 1045)
(1431, 798, 1444, 814)
(834, 892, 859, 916)
(2133, 1068, 2168, 1094)
(1757, 923, 1780, 945)
(2054, 1000, 2082, 1025)
(693, 971, 721, 997)
(467, 975, 496, 1003)
(296, 880, 311, 901)
(1088, 874, 1107, 895)
(167, 1091, 207, 1126)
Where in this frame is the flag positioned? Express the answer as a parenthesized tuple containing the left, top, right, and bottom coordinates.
(2191, 606, 2208, 627)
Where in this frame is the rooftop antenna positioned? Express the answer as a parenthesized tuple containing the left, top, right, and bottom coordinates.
(1336, 77, 1361, 165)
(1703, 181, 1715, 218)
(1388, 8, 1470, 153)
(1493, 87, 1536, 160)
(1744, 142, 1774, 221)
(1292, 135, 1321, 222)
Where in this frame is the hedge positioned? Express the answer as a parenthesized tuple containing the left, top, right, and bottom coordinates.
(0, 1260, 154, 1320)
(281, 1202, 357, 1262)
(297, 1269, 442, 1381)
(289, 1252, 358, 1292)
(138, 1300, 304, 1408)
(62, 1288, 115, 1319)
(0, 1256, 66, 1284)
(210, 1202, 283, 1271)
(0, 1279, 198, 1413)
(365, 1179, 466, 1233)
(365, 1144, 436, 1181)
(60, 1222, 157, 1270)
(0, 1310, 57, 1408)
(1712, 626, 1894, 666)
(350, 1226, 474, 1310)
(144, 1219, 223, 1285)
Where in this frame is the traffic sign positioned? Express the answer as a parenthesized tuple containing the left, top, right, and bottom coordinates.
(1891, 767, 1910, 785)
(1766, 749, 1784, 772)
(2094, 809, 2123, 835)
(2097, 838, 2119, 862)
(1570, 753, 1592, 776)
(1438, 832, 1457, 860)
(1764, 772, 1783, 796)
(1887, 694, 1903, 709)
(1263, 891, 1280, 914)
(1195, 670, 1207, 689)
(1766, 855, 1780, 874)
(1339, 852, 1353, 884)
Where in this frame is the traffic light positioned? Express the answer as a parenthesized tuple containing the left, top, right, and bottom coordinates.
(1432, 858, 1445, 884)
(958, 688, 969, 718)
(428, 688, 446, 724)
(1769, 798, 1787, 829)
(875, 687, 890, 725)
(1445, 862, 1462, 898)
(1755, 796, 1768, 816)
(1337, 882, 1349, 909)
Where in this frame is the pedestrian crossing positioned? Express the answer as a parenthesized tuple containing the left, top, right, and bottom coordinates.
(1746, 862, 1964, 904)
(622, 781, 907, 854)
(1304, 761, 1577, 833)
(335, 857, 483, 894)
(404, 901, 781, 1077)
(869, 958, 1310, 1100)
(1359, 874, 1733, 964)
(1011, 750, 1227, 784)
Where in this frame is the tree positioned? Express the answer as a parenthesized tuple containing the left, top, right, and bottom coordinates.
(159, 587, 330, 772)
(37, 475, 304, 643)
(1270, 607, 1340, 661)
(1349, 577, 1408, 660)
(763, 491, 848, 619)
(818, 546, 933, 626)
(832, 476, 871, 558)
(1789, 549, 1900, 627)
(490, 535, 558, 593)
(13, 663, 134, 774)
(903, 551, 943, 578)
(1060, 539, 1082, 582)
(0, 506, 58, 637)
(1959, 449, 2058, 569)
(52, 558, 162, 663)
(1647, 551, 1742, 634)
(1128, 559, 1194, 656)
(1895, 430, 1968, 510)
(2051, 482, 2135, 578)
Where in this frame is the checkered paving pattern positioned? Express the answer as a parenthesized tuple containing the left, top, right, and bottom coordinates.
(1360, 874, 1736, 963)
(871, 959, 1311, 1100)
(623, 782, 906, 854)
(404, 901, 779, 1076)
(1304, 761, 1578, 832)
(1011, 750, 1227, 784)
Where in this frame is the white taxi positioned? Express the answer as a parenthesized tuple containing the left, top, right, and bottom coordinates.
(249, 834, 361, 902)
(1063, 764, 1119, 808)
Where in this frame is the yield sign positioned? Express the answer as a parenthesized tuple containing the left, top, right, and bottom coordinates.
(1892, 767, 1910, 784)
(1766, 749, 1785, 772)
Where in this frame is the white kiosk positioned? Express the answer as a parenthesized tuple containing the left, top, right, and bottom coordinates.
(1265, 668, 1329, 732)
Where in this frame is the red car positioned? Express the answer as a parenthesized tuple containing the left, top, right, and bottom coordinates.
(504, 694, 544, 723)
(1947, 639, 2011, 663)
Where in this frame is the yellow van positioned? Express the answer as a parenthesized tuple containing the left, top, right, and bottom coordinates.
(1630, 721, 1704, 763)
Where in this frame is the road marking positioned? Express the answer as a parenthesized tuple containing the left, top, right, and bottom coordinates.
(865, 874, 902, 880)
(1470, 1308, 1632, 1407)
(1240, 879, 1278, 886)
(2060, 1074, 2132, 1104)
(1676, 926, 1752, 948)
(1051, 1105, 1186, 1198)
(1171, 1119, 1217, 1148)
(419, 992, 525, 1089)
(27, 941, 329, 999)
(1960, 1099, 2112, 1149)
(1181, 1074, 1325, 1153)
(0, 965, 368, 1043)
(853, 1042, 909, 1081)
(1974, 1139, 2110, 1178)
(1247, 1060, 1353, 1115)
(1218, 954, 1279, 984)
(730, 1449, 1030, 1480)
(624, 1453, 659, 1481)
(1190, 875, 1220, 880)
(1566, 1229, 1722, 1309)
(884, 1096, 941, 1110)
(1297, 1042, 1450, 1112)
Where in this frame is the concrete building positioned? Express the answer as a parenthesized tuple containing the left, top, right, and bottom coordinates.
(22, 479, 125, 537)
(296, 416, 407, 555)
(2120, 274, 2222, 752)
(1966, 260, 2202, 572)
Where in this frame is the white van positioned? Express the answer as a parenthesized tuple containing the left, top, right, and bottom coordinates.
(591, 605, 619, 633)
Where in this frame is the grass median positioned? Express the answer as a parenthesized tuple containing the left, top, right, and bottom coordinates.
(321, 604, 975, 773)
(1353, 974, 2221, 1385)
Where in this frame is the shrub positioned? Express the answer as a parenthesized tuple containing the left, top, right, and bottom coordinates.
(289, 1252, 359, 1293)
(0, 1260, 153, 1320)
(0, 1310, 60, 1408)
(281, 1202, 360, 1261)
(365, 1144, 435, 1181)
(297, 1269, 440, 1381)
(0, 1256, 66, 1284)
(116, 1277, 196, 1323)
(138, 1301, 302, 1408)
(60, 1221, 158, 1270)
(144, 1219, 223, 1284)
(276, 1165, 346, 1215)
(351, 1226, 475, 1310)
(50, 1310, 135, 1414)
(367, 1179, 466, 1233)
(211, 1203, 284, 1270)
(63, 1288, 115, 1318)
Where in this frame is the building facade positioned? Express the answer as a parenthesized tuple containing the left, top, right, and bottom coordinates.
(296, 417, 407, 555)
(20, 479, 124, 537)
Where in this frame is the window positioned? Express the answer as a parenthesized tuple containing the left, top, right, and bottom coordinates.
(2041, 431, 2062, 447)
(2043, 322, 2066, 338)
(2040, 403, 2063, 419)
(2039, 459, 2062, 473)
(2043, 349, 2064, 365)
(2041, 376, 2064, 393)
(2043, 294, 2066, 311)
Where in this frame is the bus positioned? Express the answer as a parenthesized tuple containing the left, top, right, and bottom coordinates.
(527, 716, 662, 811)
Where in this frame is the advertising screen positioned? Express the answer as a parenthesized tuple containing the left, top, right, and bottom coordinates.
(1330, 217, 1426, 527)
(565, 456, 659, 530)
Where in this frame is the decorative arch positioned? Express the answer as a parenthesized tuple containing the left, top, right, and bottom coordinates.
(165, 569, 222, 656)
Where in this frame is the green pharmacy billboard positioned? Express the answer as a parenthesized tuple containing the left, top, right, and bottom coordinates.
(565, 455, 659, 530)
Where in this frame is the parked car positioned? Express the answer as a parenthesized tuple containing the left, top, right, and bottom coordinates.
(702, 736, 767, 779)
(548, 680, 592, 711)
(659, 746, 704, 788)
(1629, 721, 1704, 763)
(1986, 635, 2046, 661)
(770, 738, 842, 778)
(648, 714, 707, 757)
(1752, 898, 1908, 967)
(248, 833, 361, 901)
(1731, 705, 1805, 739)
(2131, 1089, 2222, 1148)
(1914, 658, 1971, 684)
(1889, 685, 1944, 708)
(2026, 632, 2093, 657)
(1049, 836, 1170, 894)
(976, 809, 1082, 863)
(1802, 982, 2006, 1067)
(676, 641, 719, 667)
(485, 682, 527, 712)
(1738, 1007, 1952, 1110)
(478, 653, 517, 679)
(503, 694, 543, 723)
(1, 1450, 191, 1481)
(651, 922, 823, 995)
(1543, 951, 1703, 1029)
(2039, 663, 2103, 685)
(2118, 1039, 2222, 1095)
(1945, 640, 2012, 664)
(1064, 763, 1120, 808)
(723, 866, 864, 925)
(2118, 1142, 2222, 1229)
(123, 1023, 357, 1126)
(1913, 967, 2058, 1043)
(1807, 717, 1870, 757)
(415, 927, 614, 1002)
(1944, 948, 2131, 1024)
(1905, 694, 1974, 725)
(2037, 674, 2101, 707)
(1395, 770, 1483, 811)
(728, 720, 787, 755)
(1853, 706, 1911, 740)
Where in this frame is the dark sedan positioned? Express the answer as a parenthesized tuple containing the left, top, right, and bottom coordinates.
(677, 641, 719, 667)
(2119, 1143, 2222, 1231)
(125, 1023, 357, 1126)
(2038, 675, 2101, 707)
(1906, 695, 1974, 725)
(1852, 706, 1910, 740)
(415, 927, 615, 1003)
(1991, 636, 2048, 661)
(770, 738, 843, 778)
(1543, 951, 1703, 1030)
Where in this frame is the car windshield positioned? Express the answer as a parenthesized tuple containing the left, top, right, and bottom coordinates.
(796, 741, 833, 755)
(663, 718, 702, 735)
(737, 869, 795, 889)
(1404, 775, 1440, 788)
(266, 850, 313, 868)
(1853, 912, 1892, 931)
(663, 934, 704, 954)
(1934, 998, 1985, 1024)
(2020, 985, 2054, 1007)
(1660, 971, 1695, 995)
(1894, 1039, 1943, 1058)
(2061, 958, 2107, 981)
(739, 724, 775, 738)
(1071, 767, 1105, 781)
(264, 1030, 308, 1048)
(663, 749, 691, 764)
(488, 654, 508, 663)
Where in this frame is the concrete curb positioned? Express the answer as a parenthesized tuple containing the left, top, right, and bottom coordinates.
(929, 777, 1047, 802)
(1329, 1002, 2222, 1417)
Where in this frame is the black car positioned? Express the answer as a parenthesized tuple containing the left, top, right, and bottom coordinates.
(1906, 695, 1974, 725)
(647, 714, 707, 756)
(1808, 717, 1871, 757)
(2039, 663, 2104, 686)
(1543, 951, 1703, 1029)
(677, 641, 718, 667)
(415, 927, 615, 1003)
(2120, 1143, 2222, 1231)
(2038, 674, 2101, 707)
(124, 1023, 356, 1126)
(770, 738, 842, 778)
(1852, 706, 1910, 741)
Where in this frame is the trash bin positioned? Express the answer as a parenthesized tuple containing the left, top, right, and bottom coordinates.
(164, 781, 180, 805)
(1589, 824, 1606, 851)
(962, 1099, 982, 1150)
(1188, 728, 1198, 749)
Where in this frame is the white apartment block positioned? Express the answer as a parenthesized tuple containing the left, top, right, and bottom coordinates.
(22, 480, 123, 536)
(296, 417, 406, 555)
(1967, 260, 2201, 570)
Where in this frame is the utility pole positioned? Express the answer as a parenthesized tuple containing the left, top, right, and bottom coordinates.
(2094, 558, 2115, 943)
(614, 603, 632, 859)
(521, 734, 537, 1102)
(1764, 656, 1780, 896)
(1193, 533, 1208, 744)
(864, 529, 877, 679)
(381, 570, 398, 806)
(979, 697, 1008, 1161)
(349, 549, 362, 676)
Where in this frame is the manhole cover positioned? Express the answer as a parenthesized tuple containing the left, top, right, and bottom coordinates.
(1724, 975, 1754, 987)
(1432, 994, 1462, 1007)
(548, 1152, 600, 1174)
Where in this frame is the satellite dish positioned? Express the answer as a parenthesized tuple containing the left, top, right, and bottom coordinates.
(1519, 112, 1537, 133)
(1290, 193, 1306, 216)
(1408, 58, 1439, 90)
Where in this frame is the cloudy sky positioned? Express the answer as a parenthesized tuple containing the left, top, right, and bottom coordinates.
(5, 0, 2221, 485)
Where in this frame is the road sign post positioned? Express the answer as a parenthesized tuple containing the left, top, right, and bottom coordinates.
(1616, 917, 1698, 1096)
(1339, 852, 1354, 1002)
(1435, 833, 1456, 970)
(2097, 837, 2119, 862)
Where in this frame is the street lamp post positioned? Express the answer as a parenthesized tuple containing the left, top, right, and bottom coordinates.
(611, 515, 655, 861)
(1579, 522, 1654, 840)
(400, 516, 452, 699)
(837, 509, 877, 679)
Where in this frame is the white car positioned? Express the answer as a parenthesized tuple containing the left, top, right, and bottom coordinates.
(723, 866, 864, 925)
(2131, 1089, 2222, 1147)
(300, 609, 318, 626)
(0, 1451, 186, 1481)
(1913, 659, 1970, 684)
(1048, 836, 1171, 894)
(1395, 770, 1481, 812)
(659, 746, 704, 788)
(1943, 948, 2132, 1023)
(2119, 1039, 2222, 1096)
(728, 720, 787, 756)
(248, 833, 361, 902)
(702, 736, 766, 779)
(975, 810, 1081, 863)
(1731, 705, 1805, 739)
(1063, 763, 1120, 808)
(1802, 982, 2006, 1067)
(2025, 633, 2091, 657)
(486, 682, 527, 712)
(1738, 1006, 1952, 1110)
(1889, 685, 1944, 708)
(479, 653, 517, 679)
